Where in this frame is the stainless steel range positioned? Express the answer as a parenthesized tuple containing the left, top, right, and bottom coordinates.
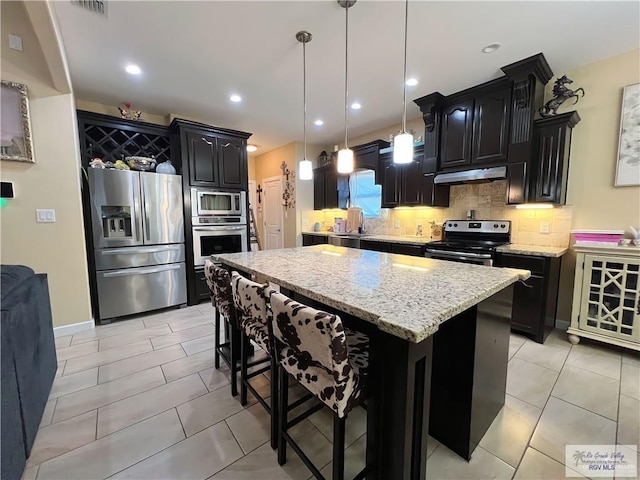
(424, 220, 511, 266)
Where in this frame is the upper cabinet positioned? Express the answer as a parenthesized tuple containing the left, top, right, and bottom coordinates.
(440, 100, 474, 168)
(172, 119, 251, 190)
(471, 87, 511, 165)
(313, 164, 348, 210)
(353, 140, 390, 173)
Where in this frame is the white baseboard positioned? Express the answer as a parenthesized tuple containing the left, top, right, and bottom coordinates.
(54, 319, 95, 337)
(555, 319, 570, 331)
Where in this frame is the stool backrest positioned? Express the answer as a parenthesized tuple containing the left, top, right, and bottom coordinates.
(204, 259, 233, 321)
(231, 271, 273, 333)
(268, 291, 352, 384)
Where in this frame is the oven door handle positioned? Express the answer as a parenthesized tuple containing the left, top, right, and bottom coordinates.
(193, 226, 246, 231)
(426, 249, 492, 259)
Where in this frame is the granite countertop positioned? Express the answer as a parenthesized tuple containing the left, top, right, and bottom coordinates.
(495, 244, 568, 258)
(213, 245, 529, 343)
(302, 232, 435, 245)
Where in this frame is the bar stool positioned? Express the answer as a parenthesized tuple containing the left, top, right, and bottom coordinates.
(231, 271, 279, 448)
(203, 259, 240, 396)
(268, 290, 369, 480)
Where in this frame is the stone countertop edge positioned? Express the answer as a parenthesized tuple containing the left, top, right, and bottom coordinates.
(495, 244, 568, 258)
(213, 254, 530, 344)
(302, 232, 434, 245)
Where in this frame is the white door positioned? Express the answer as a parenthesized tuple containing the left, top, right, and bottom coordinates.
(248, 180, 257, 215)
(263, 176, 283, 250)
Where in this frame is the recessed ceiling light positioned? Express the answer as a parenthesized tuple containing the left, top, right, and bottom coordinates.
(125, 64, 141, 75)
(351, 102, 361, 110)
(314, 119, 324, 126)
(482, 43, 501, 54)
(406, 78, 418, 86)
(246, 144, 258, 152)
(230, 94, 242, 103)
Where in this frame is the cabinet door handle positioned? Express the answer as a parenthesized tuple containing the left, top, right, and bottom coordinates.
(201, 137, 213, 145)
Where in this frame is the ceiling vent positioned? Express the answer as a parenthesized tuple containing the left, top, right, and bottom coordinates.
(71, 0, 107, 17)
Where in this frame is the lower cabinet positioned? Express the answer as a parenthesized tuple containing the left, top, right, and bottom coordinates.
(495, 253, 562, 343)
(194, 267, 211, 303)
(360, 240, 425, 257)
(360, 239, 392, 253)
(302, 234, 329, 246)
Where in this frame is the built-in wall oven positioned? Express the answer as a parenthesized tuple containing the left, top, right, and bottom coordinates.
(192, 217, 248, 266)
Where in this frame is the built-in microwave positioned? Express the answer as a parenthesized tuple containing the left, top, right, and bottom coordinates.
(190, 188, 246, 220)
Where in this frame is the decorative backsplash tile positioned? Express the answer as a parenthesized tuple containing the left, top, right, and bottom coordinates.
(302, 180, 573, 247)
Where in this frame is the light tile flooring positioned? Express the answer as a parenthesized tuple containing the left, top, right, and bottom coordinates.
(27, 304, 640, 480)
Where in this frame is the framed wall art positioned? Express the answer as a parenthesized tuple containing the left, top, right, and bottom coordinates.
(614, 83, 640, 186)
(1, 80, 34, 163)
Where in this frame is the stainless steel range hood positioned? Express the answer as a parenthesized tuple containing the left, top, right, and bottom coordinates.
(433, 166, 507, 185)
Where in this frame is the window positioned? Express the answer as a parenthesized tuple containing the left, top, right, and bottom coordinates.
(349, 170, 382, 218)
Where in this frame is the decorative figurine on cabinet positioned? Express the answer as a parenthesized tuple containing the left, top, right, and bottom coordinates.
(539, 75, 585, 117)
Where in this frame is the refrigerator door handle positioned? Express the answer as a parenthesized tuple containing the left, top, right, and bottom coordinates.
(99, 245, 182, 255)
(102, 264, 182, 277)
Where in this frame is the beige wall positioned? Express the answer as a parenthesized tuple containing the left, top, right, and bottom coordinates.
(1, 1, 92, 328)
(76, 98, 170, 126)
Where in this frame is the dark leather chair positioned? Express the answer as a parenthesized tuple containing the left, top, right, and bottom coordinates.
(1, 265, 57, 480)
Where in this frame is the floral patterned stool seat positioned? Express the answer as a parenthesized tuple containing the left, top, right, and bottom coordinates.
(268, 290, 369, 480)
(204, 259, 240, 396)
(231, 271, 279, 449)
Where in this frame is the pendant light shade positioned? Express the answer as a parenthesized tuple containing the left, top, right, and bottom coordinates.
(338, 0, 356, 175)
(393, 0, 414, 165)
(296, 30, 313, 181)
(337, 148, 354, 174)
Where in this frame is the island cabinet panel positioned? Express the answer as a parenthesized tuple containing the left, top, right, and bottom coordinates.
(218, 135, 247, 189)
(440, 99, 474, 168)
(302, 234, 329, 246)
(188, 132, 218, 185)
(471, 88, 511, 165)
(495, 252, 562, 344)
(313, 165, 348, 210)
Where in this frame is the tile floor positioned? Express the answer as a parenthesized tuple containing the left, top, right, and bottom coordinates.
(25, 304, 640, 480)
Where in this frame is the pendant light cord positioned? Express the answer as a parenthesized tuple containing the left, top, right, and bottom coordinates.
(303, 38, 307, 162)
(344, 4, 349, 149)
(401, 0, 409, 133)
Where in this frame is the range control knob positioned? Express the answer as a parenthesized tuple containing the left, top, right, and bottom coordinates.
(448, 223, 452, 227)
(501, 224, 506, 228)
(453, 223, 458, 227)
(493, 224, 499, 228)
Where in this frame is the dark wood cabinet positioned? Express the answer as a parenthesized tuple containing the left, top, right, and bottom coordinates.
(353, 140, 389, 174)
(471, 88, 511, 165)
(194, 267, 212, 303)
(391, 243, 425, 256)
(302, 234, 330, 246)
(187, 132, 218, 185)
(360, 239, 392, 253)
(401, 160, 424, 206)
(440, 100, 474, 168)
(313, 165, 348, 210)
(380, 157, 400, 208)
(422, 174, 450, 207)
(495, 253, 562, 344)
(218, 135, 246, 189)
(172, 119, 250, 190)
(530, 111, 580, 204)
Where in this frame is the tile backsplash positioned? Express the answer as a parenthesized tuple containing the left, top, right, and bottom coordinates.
(302, 180, 573, 247)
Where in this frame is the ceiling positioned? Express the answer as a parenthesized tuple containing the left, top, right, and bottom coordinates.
(52, 1, 639, 155)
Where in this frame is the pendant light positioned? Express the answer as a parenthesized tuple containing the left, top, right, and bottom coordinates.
(337, 0, 356, 174)
(297, 31, 313, 181)
(393, 0, 413, 165)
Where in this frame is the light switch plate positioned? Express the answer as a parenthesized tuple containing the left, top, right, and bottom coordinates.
(539, 221, 550, 234)
(9, 34, 23, 51)
(394, 219, 400, 229)
(36, 209, 56, 223)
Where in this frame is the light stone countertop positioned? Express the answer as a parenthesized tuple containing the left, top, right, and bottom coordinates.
(213, 245, 529, 343)
(302, 232, 435, 245)
(495, 244, 568, 258)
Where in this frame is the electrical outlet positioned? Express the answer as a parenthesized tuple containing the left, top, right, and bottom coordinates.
(9, 34, 23, 51)
(539, 221, 550, 234)
(36, 209, 56, 223)
(394, 219, 400, 229)
(302, 218, 309, 226)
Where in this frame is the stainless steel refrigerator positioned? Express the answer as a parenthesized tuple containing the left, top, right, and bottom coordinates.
(88, 168, 187, 321)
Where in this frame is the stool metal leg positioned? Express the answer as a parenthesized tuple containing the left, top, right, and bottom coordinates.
(270, 356, 278, 450)
(333, 414, 346, 480)
(240, 334, 248, 406)
(214, 309, 220, 369)
(277, 367, 289, 466)
(229, 325, 239, 397)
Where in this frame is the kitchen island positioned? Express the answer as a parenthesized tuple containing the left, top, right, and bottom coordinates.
(214, 245, 529, 480)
